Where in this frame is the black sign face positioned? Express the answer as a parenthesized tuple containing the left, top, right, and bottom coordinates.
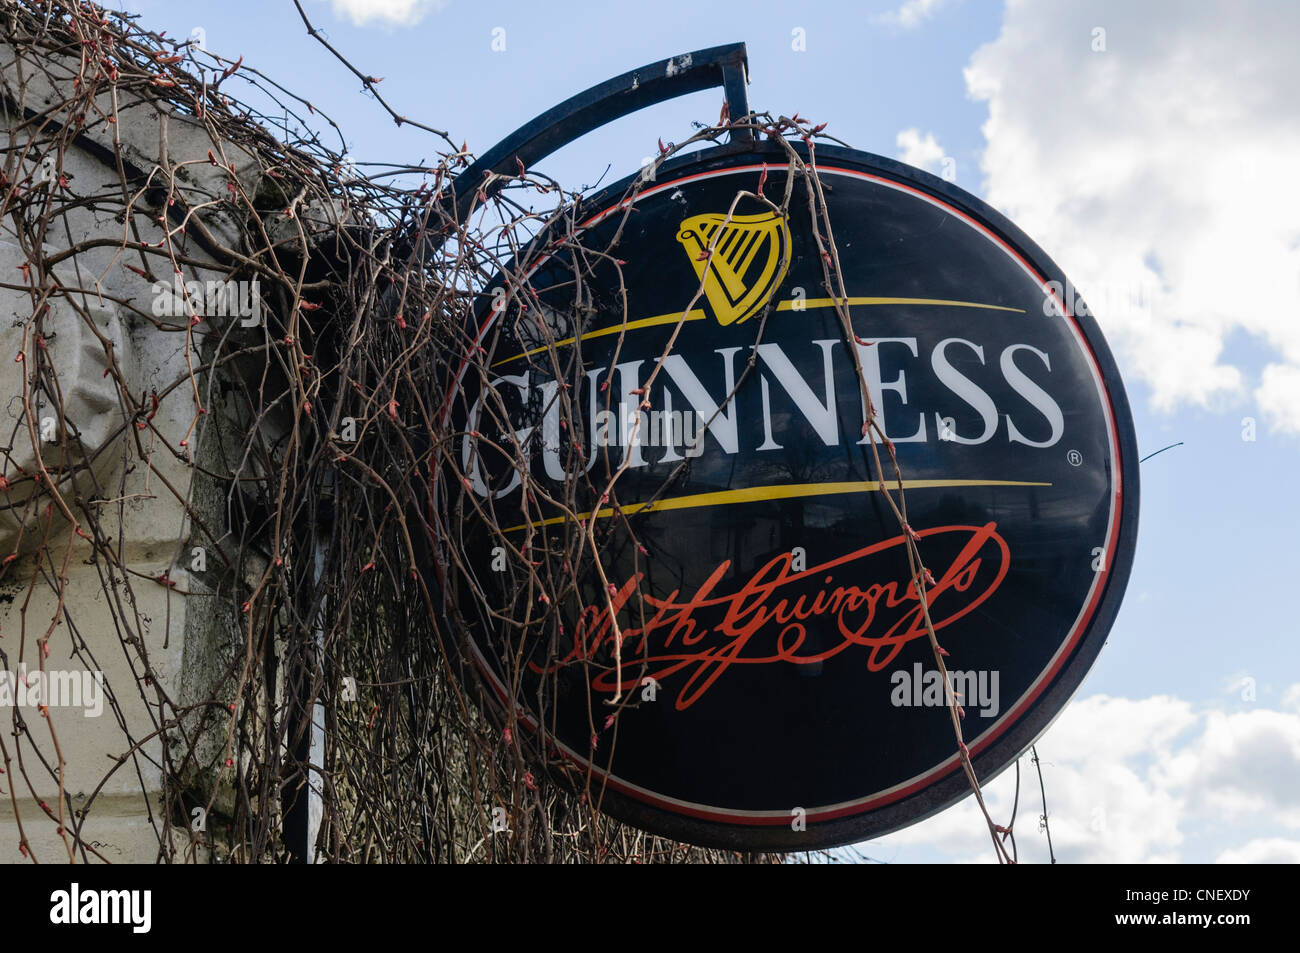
(442, 143, 1139, 850)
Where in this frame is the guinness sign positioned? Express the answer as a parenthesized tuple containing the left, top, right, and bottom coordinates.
(437, 50, 1138, 851)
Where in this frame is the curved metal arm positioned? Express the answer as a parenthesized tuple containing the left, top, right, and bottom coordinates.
(448, 42, 750, 222)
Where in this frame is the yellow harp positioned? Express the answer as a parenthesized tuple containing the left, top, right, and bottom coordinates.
(676, 211, 790, 326)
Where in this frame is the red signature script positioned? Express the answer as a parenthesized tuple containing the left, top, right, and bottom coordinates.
(529, 522, 1009, 710)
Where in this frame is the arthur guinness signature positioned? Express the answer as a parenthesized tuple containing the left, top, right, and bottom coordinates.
(532, 521, 1009, 709)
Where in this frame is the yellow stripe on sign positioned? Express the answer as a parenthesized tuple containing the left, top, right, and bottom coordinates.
(488, 297, 1024, 366)
(490, 309, 706, 367)
(501, 478, 1050, 533)
(776, 297, 1025, 313)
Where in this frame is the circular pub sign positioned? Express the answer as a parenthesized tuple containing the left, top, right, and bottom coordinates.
(444, 142, 1138, 850)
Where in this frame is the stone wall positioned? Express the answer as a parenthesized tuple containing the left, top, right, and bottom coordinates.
(0, 37, 265, 863)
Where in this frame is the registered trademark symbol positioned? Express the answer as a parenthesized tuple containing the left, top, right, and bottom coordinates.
(1067, 449, 1083, 466)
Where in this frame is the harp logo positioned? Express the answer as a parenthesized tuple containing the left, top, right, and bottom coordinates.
(677, 211, 790, 325)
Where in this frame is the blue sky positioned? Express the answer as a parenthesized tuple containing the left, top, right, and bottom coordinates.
(122, 0, 1300, 863)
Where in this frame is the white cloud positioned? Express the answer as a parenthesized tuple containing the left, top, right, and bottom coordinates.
(1161, 708, 1300, 828)
(896, 128, 947, 176)
(863, 693, 1300, 862)
(1256, 363, 1300, 434)
(1284, 683, 1300, 712)
(323, 0, 443, 28)
(964, 1, 1300, 425)
(876, 0, 951, 30)
(1216, 838, 1300, 863)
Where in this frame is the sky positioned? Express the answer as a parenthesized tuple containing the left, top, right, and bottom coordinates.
(117, 0, 1300, 863)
